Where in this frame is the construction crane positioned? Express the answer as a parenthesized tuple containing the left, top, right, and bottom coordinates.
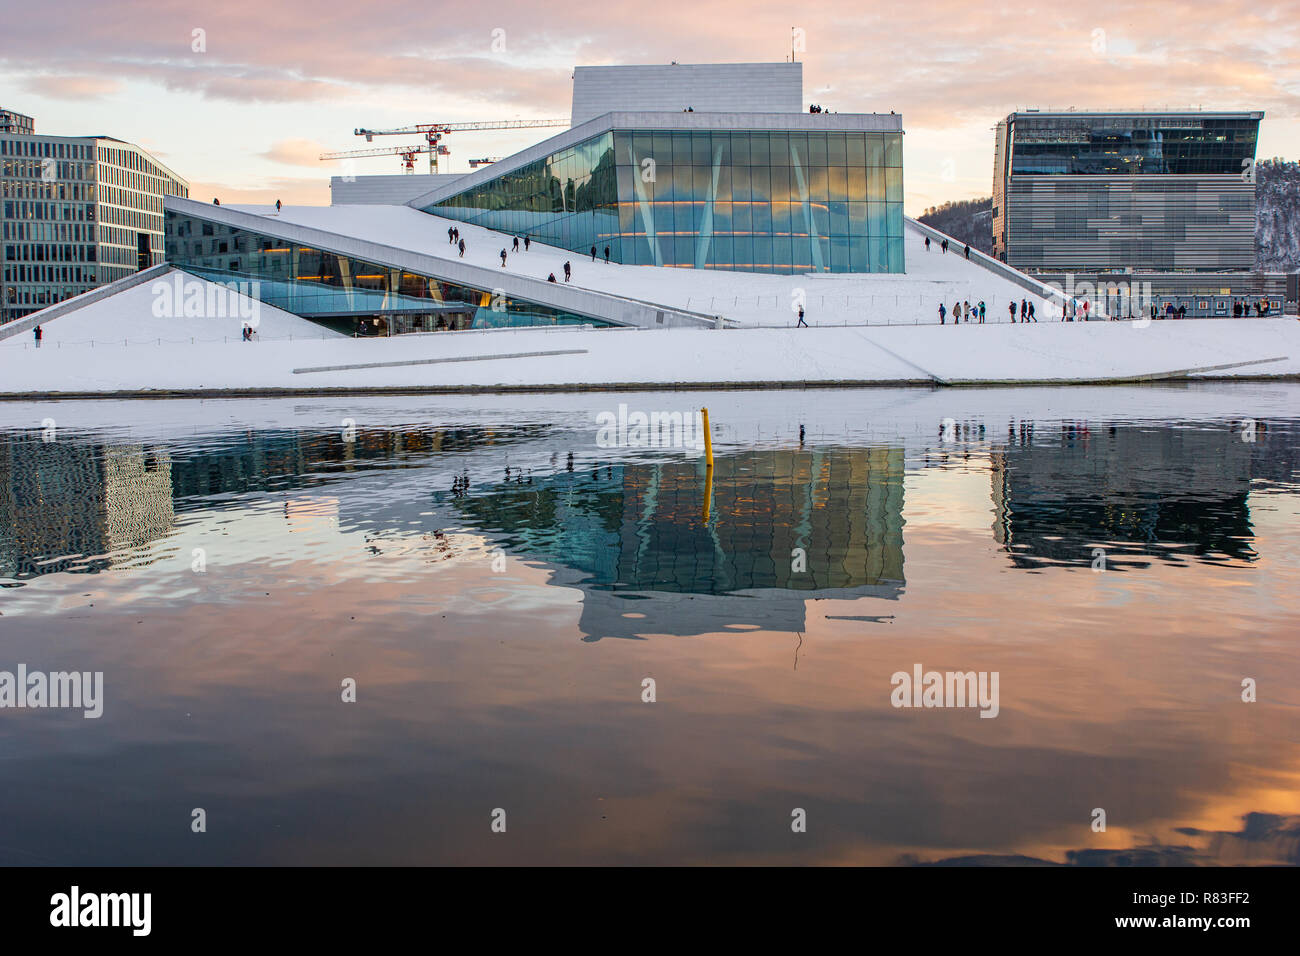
(345, 118, 567, 173)
(467, 157, 504, 168)
(319, 142, 450, 174)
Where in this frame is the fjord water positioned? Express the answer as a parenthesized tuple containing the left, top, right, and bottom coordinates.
(0, 385, 1297, 865)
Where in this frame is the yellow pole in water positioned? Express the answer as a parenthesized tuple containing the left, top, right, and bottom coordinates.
(701, 407, 714, 469)
(701, 407, 714, 523)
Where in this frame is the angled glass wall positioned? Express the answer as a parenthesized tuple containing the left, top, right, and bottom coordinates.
(164, 209, 609, 331)
(428, 128, 905, 275)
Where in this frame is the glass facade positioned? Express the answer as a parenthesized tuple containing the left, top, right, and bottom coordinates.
(1009, 115, 1258, 176)
(993, 113, 1261, 273)
(164, 209, 610, 332)
(428, 128, 905, 274)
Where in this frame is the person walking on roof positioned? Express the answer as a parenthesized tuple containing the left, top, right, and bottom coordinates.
(458, 238, 465, 258)
(1009, 301, 1017, 323)
(275, 199, 282, 212)
(512, 236, 520, 252)
(33, 325, 42, 348)
(1028, 301, 1036, 322)
(924, 236, 930, 252)
(941, 239, 948, 254)
(964, 243, 970, 259)
(500, 248, 507, 267)
(1020, 299, 1027, 322)
(978, 300, 986, 323)
(797, 305, 807, 327)
(449, 227, 455, 244)
(590, 246, 597, 261)
(563, 260, 571, 282)
(939, 303, 946, 325)
(524, 235, 531, 251)
(604, 246, 610, 263)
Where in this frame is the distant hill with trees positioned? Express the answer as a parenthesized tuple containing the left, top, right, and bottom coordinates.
(916, 198, 993, 254)
(1256, 158, 1300, 272)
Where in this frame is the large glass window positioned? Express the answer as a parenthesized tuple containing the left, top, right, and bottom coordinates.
(426, 126, 904, 275)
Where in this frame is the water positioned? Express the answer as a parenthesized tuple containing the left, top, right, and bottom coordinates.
(0, 385, 1297, 865)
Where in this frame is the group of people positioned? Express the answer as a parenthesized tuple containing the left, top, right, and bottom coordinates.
(923, 236, 973, 259)
(938, 298, 1052, 325)
(939, 300, 987, 324)
(448, 226, 467, 258)
(1234, 299, 1272, 317)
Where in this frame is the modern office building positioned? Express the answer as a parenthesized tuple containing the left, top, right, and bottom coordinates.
(1, 112, 189, 323)
(993, 110, 1261, 272)
(990, 110, 1288, 315)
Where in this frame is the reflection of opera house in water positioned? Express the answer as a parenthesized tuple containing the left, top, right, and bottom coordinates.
(443, 446, 906, 640)
(0, 436, 175, 579)
(990, 425, 1266, 568)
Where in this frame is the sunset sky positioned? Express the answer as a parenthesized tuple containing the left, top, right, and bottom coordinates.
(3, 0, 1298, 213)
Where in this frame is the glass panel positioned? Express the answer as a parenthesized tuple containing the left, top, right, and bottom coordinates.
(730, 133, 751, 166)
(884, 133, 902, 168)
(691, 131, 712, 166)
(770, 163, 791, 201)
(846, 134, 866, 167)
(808, 133, 828, 167)
(827, 134, 848, 165)
(885, 166, 903, 202)
(866, 135, 884, 167)
(768, 132, 789, 165)
(828, 166, 848, 199)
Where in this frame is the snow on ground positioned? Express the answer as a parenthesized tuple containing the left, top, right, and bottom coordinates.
(1, 317, 1296, 395)
(231, 203, 1056, 327)
(0, 268, 346, 347)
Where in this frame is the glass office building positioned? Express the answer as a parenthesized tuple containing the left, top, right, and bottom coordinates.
(992, 111, 1262, 273)
(164, 209, 609, 333)
(428, 125, 905, 274)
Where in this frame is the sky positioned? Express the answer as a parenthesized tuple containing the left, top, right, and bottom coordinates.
(2, 0, 1299, 215)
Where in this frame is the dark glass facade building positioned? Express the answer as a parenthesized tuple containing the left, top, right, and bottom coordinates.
(426, 123, 905, 275)
(992, 111, 1262, 273)
(164, 209, 608, 332)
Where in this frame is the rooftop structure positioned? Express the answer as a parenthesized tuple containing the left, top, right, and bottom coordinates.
(570, 62, 803, 124)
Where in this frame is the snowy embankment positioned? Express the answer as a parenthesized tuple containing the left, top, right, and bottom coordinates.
(1, 315, 1296, 396)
